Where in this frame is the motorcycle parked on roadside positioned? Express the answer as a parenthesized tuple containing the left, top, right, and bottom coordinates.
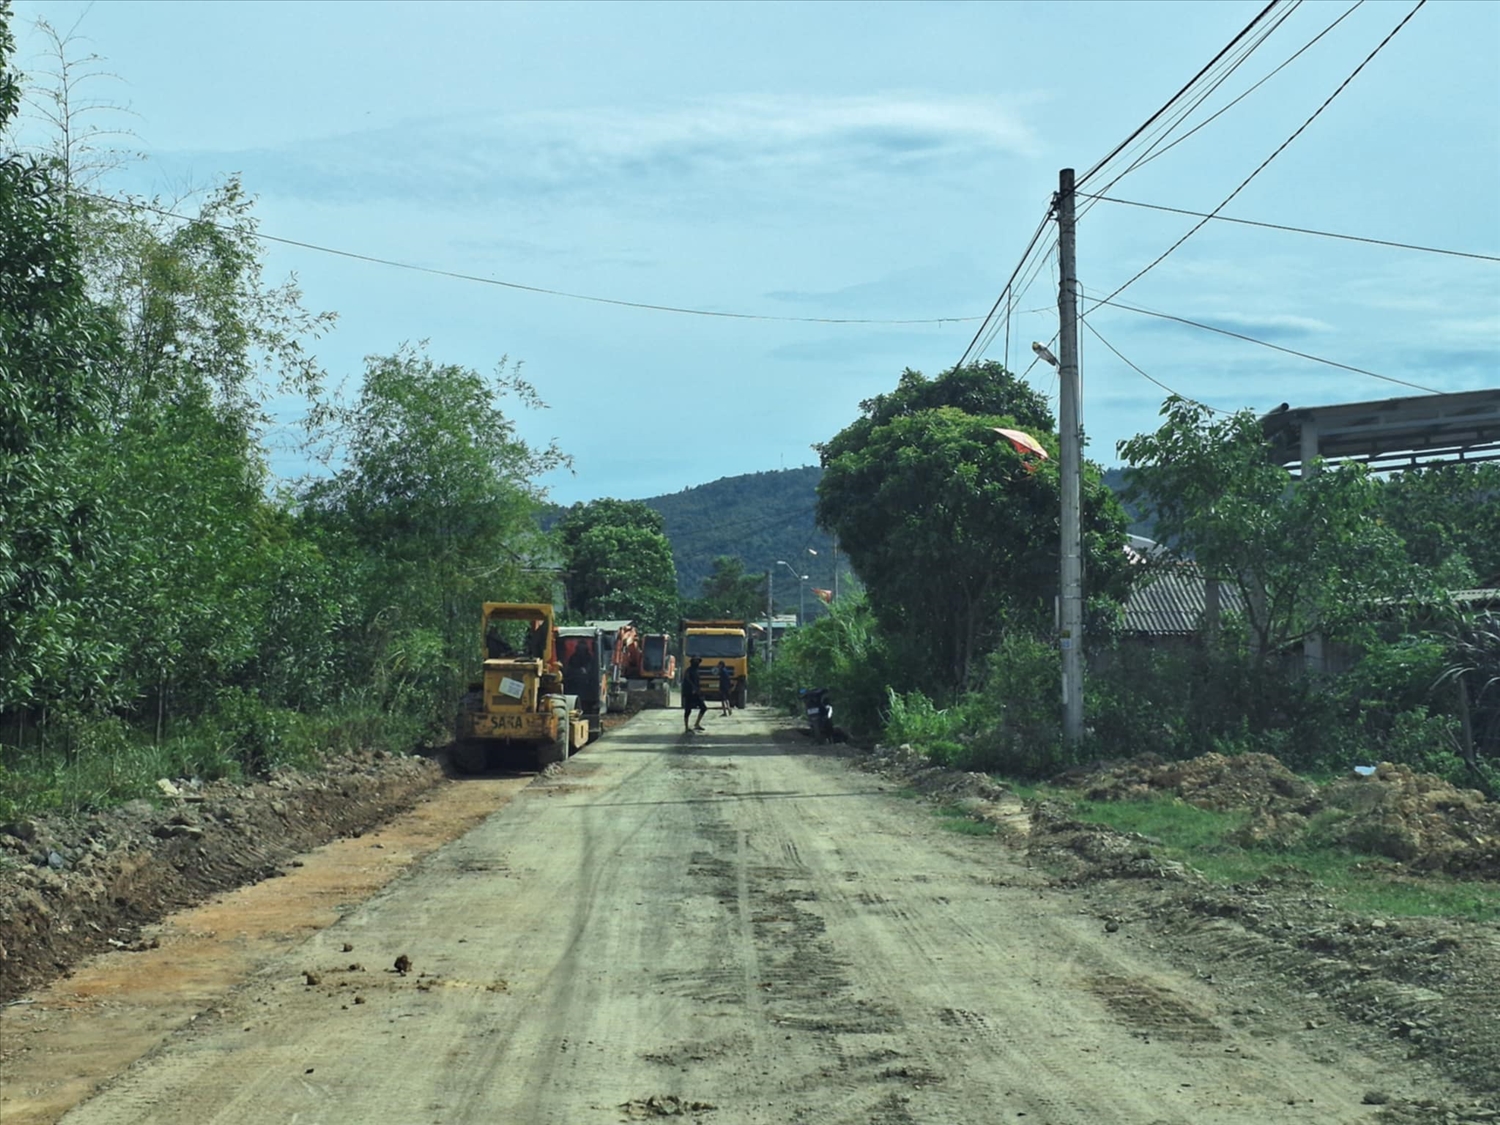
(799, 687, 834, 744)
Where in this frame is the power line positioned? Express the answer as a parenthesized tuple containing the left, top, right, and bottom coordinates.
(80, 191, 985, 328)
(972, 235, 1056, 367)
(1079, 316, 1227, 413)
(954, 205, 1055, 369)
(1086, 0, 1428, 314)
(1089, 295, 1440, 394)
(1125, 0, 1367, 175)
(967, 1, 1294, 373)
(1077, 0, 1282, 188)
(1078, 0, 1306, 217)
(1080, 193, 1500, 263)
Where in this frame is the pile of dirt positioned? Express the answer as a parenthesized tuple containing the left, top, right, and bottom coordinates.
(1024, 800, 1196, 884)
(856, 742, 1011, 805)
(1064, 751, 1317, 811)
(1321, 763, 1500, 879)
(0, 749, 441, 1003)
(848, 734, 1500, 1109)
(1067, 752, 1500, 882)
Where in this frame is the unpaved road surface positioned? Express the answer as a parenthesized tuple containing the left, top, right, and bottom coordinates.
(22, 709, 1462, 1123)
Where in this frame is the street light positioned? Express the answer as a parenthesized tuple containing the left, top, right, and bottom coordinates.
(776, 560, 809, 627)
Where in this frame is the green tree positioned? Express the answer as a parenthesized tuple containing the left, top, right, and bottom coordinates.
(303, 344, 567, 725)
(685, 556, 768, 622)
(569, 524, 679, 630)
(1118, 397, 1428, 660)
(0, 14, 120, 711)
(555, 498, 677, 627)
(1378, 463, 1500, 588)
(817, 363, 1127, 693)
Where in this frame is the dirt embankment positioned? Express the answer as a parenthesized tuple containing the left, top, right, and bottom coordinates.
(0, 750, 441, 1003)
(854, 743, 1500, 1118)
(1063, 752, 1500, 880)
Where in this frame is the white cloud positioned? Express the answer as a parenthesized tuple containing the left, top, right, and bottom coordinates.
(148, 94, 1037, 208)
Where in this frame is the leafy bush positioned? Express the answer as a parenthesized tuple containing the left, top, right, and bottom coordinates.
(761, 593, 895, 740)
(882, 635, 1065, 776)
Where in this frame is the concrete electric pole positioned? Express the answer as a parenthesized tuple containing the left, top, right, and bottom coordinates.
(766, 569, 774, 665)
(1056, 167, 1084, 746)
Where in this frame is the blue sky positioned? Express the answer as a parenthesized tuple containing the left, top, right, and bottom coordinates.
(11, 0, 1499, 503)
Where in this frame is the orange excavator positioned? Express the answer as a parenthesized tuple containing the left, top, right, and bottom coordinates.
(587, 621, 676, 710)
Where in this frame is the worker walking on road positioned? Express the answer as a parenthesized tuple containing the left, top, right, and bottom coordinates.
(717, 661, 733, 716)
(682, 656, 708, 733)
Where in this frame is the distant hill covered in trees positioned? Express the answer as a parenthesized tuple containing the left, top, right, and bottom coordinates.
(640, 468, 845, 609)
(643, 466, 1152, 601)
(541, 464, 1153, 616)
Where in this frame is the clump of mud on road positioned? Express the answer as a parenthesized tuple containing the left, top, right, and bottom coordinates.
(853, 741, 1500, 1117)
(0, 749, 440, 1003)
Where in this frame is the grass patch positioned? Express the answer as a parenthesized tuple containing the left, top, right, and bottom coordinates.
(0, 703, 427, 821)
(933, 803, 998, 836)
(1000, 779, 1046, 802)
(1060, 793, 1500, 924)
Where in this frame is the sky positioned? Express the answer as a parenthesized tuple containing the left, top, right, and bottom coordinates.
(9, 0, 1499, 505)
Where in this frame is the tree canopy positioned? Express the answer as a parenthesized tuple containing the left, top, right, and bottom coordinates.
(1118, 397, 1429, 658)
(818, 362, 1127, 692)
(683, 556, 768, 623)
(555, 499, 678, 631)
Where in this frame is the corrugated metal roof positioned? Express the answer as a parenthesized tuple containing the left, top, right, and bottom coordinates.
(1452, 589, 1500, 605)
(1123, 567, 1246, 636)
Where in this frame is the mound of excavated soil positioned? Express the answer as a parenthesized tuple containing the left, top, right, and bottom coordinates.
(1066, 752, 1500, 882)
(1322, 763, 1500, 879)
(0, 750, 441, 1003)
(1065, 751, 1317, 811)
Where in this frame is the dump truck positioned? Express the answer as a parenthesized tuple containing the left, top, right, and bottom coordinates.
(680, 618, 750, 708)
(556, 625, 610, 741)
(454, 603, 590, 772)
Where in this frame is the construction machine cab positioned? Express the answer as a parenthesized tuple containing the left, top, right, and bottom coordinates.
(454, 603, 588, 772)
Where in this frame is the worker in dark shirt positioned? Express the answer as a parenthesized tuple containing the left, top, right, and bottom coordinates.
(717, 661, 733, 716)
(682, 656, 708, 733)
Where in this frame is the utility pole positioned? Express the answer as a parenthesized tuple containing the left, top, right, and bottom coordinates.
(832, 536, 839, 601)
(1056, 167, 1084, 746)
(766, 568, 774, 665)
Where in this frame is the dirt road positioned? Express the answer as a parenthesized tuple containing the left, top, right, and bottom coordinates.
(36, 709, 1454, 1123)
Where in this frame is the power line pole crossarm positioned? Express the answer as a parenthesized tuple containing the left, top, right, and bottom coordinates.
(1056, 168, 1085, 746)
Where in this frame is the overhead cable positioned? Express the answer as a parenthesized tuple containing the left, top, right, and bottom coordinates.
(1085, 0, 1429, 315)
(81, 192, 984, 327)
(1079, 317, 1227, 414)
(953, 206, 1056, 369)
(1080, 194, 1500, 263)
(1089, 296, 1440, 394)
(1078, 0, 1306, 216)
(1124, 0, 1367, 176)
(1077, 0, 1282, 188)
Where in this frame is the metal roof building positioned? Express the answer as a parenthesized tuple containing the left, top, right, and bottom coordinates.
(1122, 566, 1246, 637)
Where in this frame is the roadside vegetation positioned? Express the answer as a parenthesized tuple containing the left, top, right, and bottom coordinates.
(0, 19, 560, 819)
(770, 361, 1499, 801)
(766, 360, 1499, 920)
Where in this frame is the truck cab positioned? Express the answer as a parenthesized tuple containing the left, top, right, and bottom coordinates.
(455, 603, 589, 772)
(681, 619, 750, 708)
